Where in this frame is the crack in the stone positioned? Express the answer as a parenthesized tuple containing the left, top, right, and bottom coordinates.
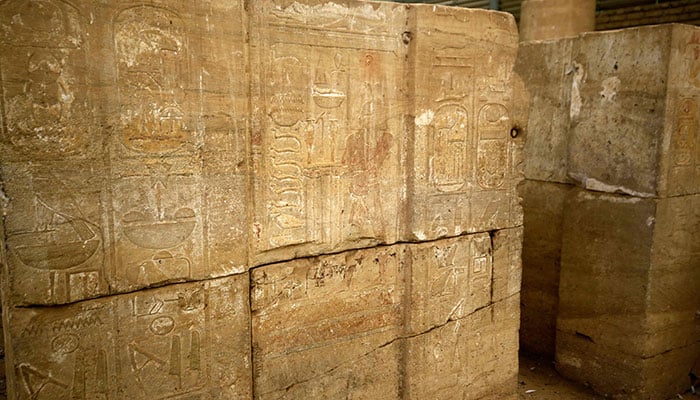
(11, 227, 523, 309)
(260, 297, 514, 399)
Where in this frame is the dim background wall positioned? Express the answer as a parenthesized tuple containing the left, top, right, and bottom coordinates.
(384, 0, 700, 30)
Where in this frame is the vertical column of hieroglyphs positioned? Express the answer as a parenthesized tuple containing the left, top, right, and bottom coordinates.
(249, 0, 408, 265)
(402, 234, 492, 399)
(2, 1, 254, 399)
(409, 6, 522, 241)
(110, 2, 203, 291)
(662, 26, 700, 197)
(0, 0, 107, 306)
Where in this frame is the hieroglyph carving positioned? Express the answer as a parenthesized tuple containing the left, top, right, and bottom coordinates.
(111, 5, 204, 290)
(7, 277, 250, 399)
(251, 1, 404, 262)
(412, 11, 520, 240)
(0, 0, 93, 158)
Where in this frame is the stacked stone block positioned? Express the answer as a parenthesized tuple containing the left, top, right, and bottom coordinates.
(0, 1, 524, 399)
(517, 24, 700, 399)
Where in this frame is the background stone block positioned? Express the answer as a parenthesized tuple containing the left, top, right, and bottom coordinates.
(516, 39, 574, 184)
(518, 180, 570, 357)
(557, 189, 700, 398)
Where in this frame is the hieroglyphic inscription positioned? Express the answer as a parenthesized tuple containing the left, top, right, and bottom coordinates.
(406, 233, 493, 334)
(110, 157, 203, 290)
(111, 4, 204, 291)
(10, 301, 115, 400)
(0, 0, 108, 306)
(410, 9, 520, 240)
(114, 5, 192, 156)
(116, 285, 207, 398)
(250, 0, 404, 263)
(7, 276, 251, 399)
(0, 0, 93, 159)
(251, 246, 403, 398)
(667, 94, 700, 195)
(2, 162, 105, 305)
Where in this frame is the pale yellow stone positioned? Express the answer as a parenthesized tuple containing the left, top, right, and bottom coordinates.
(4, 275, 251, 399)
(252, 232, 522, 399)
(408, 5, 523, 242)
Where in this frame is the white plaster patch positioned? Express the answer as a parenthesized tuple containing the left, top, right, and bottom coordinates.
(570, 62, 584, 119)
(415, 110, 434, 127)
(600, 76, 620, 101)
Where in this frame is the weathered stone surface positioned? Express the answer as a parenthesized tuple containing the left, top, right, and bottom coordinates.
(0, 0, 249, 306)
(0, 1, 524, 399)
(659, 25, 700, 197)
(0, 0, 523, 306)
(251, 245, 404, 399)
(252, 231, 522, 399)
(408, 6, 523, 242)
(520, 24, 700, 198)
(557, 189, 700, 398)
(567, 26, 673, 197)
(248, 1, 408, 266)
(4, 274, 251, 399)
(516, 39, 574, 184)
(519, 0, 595, 42)
(518, 180, 570, 357)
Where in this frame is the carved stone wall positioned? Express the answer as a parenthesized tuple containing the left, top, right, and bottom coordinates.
(517, 24, 700, 399)
(0, 1, 524, 399)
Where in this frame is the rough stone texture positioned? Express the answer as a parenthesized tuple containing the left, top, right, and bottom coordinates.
(0, 1, 524, 399)
(519, 0, 595, 42)
(518, 180, 571, 357)
(408, 5, 524, 243)
(0, 0, 523, 307)
(4, 275, 252, 399)
(518, 24, 700, 399)
(252, 231, 522, 400)
(557, 190, 700, 399)
(516, 39, 574, 184)
(0, 0, 250, 307)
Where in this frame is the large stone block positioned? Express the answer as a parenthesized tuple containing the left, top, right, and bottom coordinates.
(0, 0, 523, 306)
(252, 230, 522, 399)
(408, 5, 524, 242)
(519, 24, 700, 198)
(516, 39, 574, 183)
(248, 0, 409, 266)
(518, 180, 571, 357)
(557, 189, 700, 399)
(0, 0, 250, 306)
(4, 275, 251, 400)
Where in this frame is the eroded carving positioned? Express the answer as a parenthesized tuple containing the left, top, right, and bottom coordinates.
(0, 0, 91, 158)
(114, 5, 191, 155)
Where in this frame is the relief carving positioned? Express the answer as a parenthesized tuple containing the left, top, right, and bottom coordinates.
(114, 5, 191, 155)
(0, 0, 91, 158)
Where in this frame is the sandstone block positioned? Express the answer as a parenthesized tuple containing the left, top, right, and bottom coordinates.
(516, 39, 574, 183)
(252, 230, 522, 399)
(518, 180, 571, 357)
(519, 24, 700, 197)
(248, 0, 408, 266)
(570, 25, 700, 197)
(519, 0, 595, 42)
(408, 6, 524, 242)
(4, 275, 251, 400)
(0, 0, 249, 306)
(557, 188, 700, 398)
